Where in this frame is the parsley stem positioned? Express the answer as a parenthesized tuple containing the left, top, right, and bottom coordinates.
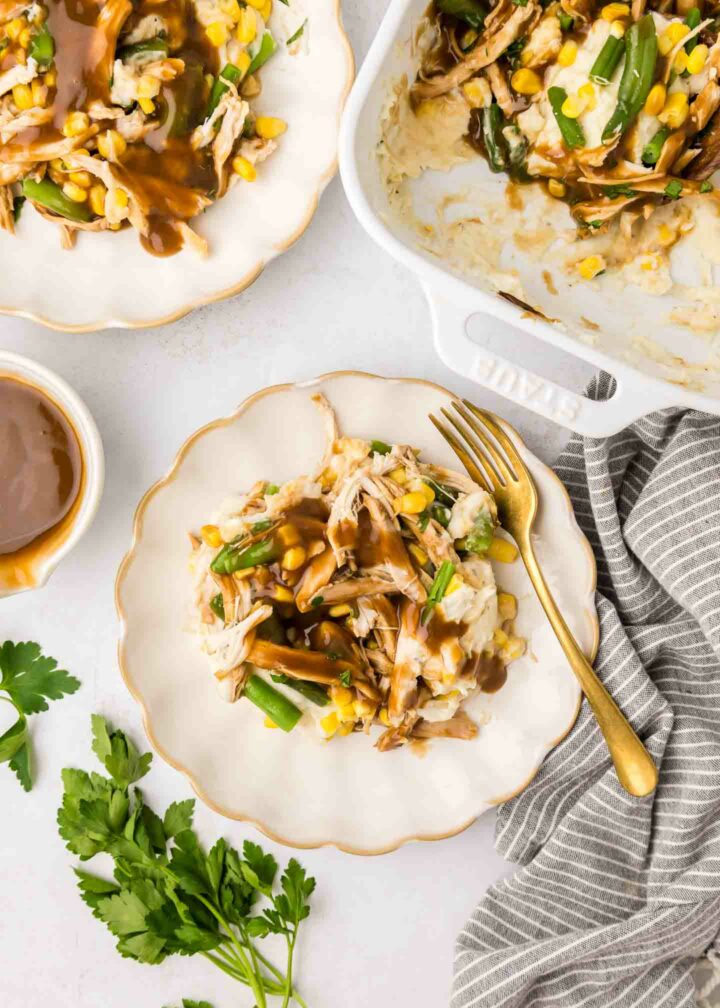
(282, 930, 298, 1008)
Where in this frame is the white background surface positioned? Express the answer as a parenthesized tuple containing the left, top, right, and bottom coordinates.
(0, 3, 599, 1006)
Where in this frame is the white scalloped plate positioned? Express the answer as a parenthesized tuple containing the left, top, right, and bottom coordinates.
(116, 372, 598, 854)
(0, 1, 353, 333)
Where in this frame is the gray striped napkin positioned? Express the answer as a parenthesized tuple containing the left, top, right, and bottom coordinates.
(452, 374, 720, 1008)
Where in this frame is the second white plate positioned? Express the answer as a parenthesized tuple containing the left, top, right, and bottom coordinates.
(116, 372, 598, 854)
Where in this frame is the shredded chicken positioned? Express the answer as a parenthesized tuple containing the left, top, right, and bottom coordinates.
(190, 395, 524, 751)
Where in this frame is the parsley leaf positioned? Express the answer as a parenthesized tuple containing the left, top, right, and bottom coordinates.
(0, 641, 79, 714)
(60, 716, 316, 1005)
(339, 669, 352, 687)
(0, 641, 79, 791)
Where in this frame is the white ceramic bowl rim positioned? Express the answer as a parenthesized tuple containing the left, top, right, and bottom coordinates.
(0, 350, 105, 595)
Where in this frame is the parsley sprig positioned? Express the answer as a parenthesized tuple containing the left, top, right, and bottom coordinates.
(0, 641, 79, 791)
(59, 716, 315, 1008)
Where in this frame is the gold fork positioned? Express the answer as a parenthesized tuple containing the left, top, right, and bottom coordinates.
(430, 399, 658, 798)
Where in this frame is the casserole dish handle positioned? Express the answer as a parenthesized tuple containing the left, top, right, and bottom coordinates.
(426, 287, 679, 437)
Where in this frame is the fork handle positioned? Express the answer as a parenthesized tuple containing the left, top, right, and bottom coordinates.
(519, 536, 658, 798)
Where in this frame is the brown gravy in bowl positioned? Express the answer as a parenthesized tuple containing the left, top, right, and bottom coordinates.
(0, 375, 83, 591)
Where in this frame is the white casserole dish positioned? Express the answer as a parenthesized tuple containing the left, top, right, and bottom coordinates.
(339, 0, 720, 435)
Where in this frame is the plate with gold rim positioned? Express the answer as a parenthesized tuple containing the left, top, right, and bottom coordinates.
(116, 371, 598, 855)
(0, 0, 353, 333)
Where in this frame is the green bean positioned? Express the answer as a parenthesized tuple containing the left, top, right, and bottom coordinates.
(421, 561, 455, 624)
(436, 0, 486, 28)
(271, 673, 329, 707)
(248, 32, 277, 75)
(602, 14, 657, 142)
(118, 37, 168, 60)
(685, 7, 701, 53)
(29, 24, 54, 66)
(558, 12, 573, 30)
(370, 439, 392, 455)
(206, 62, 242, 119)
(589, 34, 625, 85)
(22, 178, 91, 223)
(209, 593, 225, 621)
(463, 511, 494, 554)
(548, 86, 586, 149)
(641, 126, 669, 166)
(245, 674, 302, 731)
(482, 103, 508, 172)
(210, 536, 279, 575)
(168, 61, 205, 137)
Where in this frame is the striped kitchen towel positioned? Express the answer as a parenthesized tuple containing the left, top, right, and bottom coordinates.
(452, 374, 720, 1008)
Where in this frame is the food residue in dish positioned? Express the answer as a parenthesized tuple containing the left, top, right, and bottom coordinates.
(0, 373, 83, 590)
(188, 393, 525, 751)
(0, 0, 287, 255)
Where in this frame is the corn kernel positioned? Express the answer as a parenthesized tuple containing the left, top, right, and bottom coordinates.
(501, 636, 526, 662)
(388, 466, 408, 484)
(320, 712, 339, 736)
(487, 536, 520, 562)
(233, 567, 255, 581)
(687, 43, 709, 75)
(328, 603, 352, 617)
(220, 0, 242, 19)
(674, 48, 689, 73)
(62, 181, 87, 203)
(260, 0, 272, 20)
(354, 698, 376, 718)
(577, 254, 606, 280)
(236, 7, 257, 42)
(337, 722, 354, 736)
(69, 170, 92, 188)
(441, 672, 456, 685)
(408, 543, 429, 567)
(511, 68, 542, 96)
(236, 49, 251, 75)
(498, 592, 517, 620)
(557, 40, 577, 67)
(600, 2, 629, 19)
(610, 19, 626, 37)
(44, 68, 56, 87)
(264, 716, 278, 729)
(379, 707, 391, 726)
(136, 74, 159, 100)
(18, 26, 31, 48)
(97, 129, 127, 162)
(281, 546, 306, 571)
(277, 523, 300, 547)
(111, 187, 129, 209)
(232, 155, 256, 181)
(493, 627, 510, 648)
(409, 479, 434, 504)
(206, 21, 228, 46)
(5, 18, 24, 42)
(461, 27, 478, 49)
(89, 183, 106, 216)
(547, 178, 566, 199)
(666, 21, 690, 45)
(393, 491, 427, 515)
(658, 223, 674, 245)
(578, 82, 597, 110)
(462, 78, 490, 107)
(658, 91, 689, 128)
(331, 686, 353, 707)
(245, 0, 264, 8)
(445, 573, 464, 595)
(138, 97, 155, 114)
(11, 83, 33, 110)
(31, 78, 47, 106)
(561, 94, 584, 119)
(273, 585, 294, 603)
(640, 253, 661, 271)
(644, 82, 666, 116)
(415, 99, 438, 119)
(62, 110, 89, 137)
(337, 703, 356, 724)
(255, 115, 287, 139)
(200, 524, 223, 547)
